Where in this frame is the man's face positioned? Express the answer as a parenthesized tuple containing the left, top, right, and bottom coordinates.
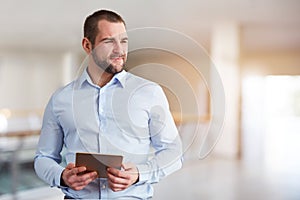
(91, 20, 128, 74)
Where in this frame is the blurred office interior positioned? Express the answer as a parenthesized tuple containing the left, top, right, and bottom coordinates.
(0, 0, 300, 199)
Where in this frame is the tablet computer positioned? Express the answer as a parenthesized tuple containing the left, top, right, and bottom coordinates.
(75, 152, 123, 178)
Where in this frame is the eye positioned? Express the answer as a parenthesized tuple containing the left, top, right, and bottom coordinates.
(104, 40, 113, 44)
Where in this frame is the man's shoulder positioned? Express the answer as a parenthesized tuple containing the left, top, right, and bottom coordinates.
(50, 81, 75, 101)
(125, 72, 160, 88)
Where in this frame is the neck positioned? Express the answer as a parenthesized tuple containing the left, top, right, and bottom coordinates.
(87, 65, 114, 87)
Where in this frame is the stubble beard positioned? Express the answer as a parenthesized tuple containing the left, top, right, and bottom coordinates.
(92, 50, 125, 75)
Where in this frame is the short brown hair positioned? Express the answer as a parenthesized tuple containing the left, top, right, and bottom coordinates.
(83, 9, 126, 45)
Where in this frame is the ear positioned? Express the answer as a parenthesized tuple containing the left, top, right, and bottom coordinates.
(82, 37, 92, 54)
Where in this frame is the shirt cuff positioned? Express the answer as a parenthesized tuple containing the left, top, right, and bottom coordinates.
(54, 165, 66, 188)
(135, 164, 151, 185)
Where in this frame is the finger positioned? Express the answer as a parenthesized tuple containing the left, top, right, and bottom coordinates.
(107, 172, 129, 185)
(68, 171, 98, 190)
(108, 179, 128, 191)
(121, 163, 133, 170)
(70, 166, 87, 175)
(108, 178, 128, 191)
(64, 167, 87, 181)
(122, 162, 136, 170)
(73, 175, 96, 188)
(66, 163, 75, 169)
(69, 171, 97, 186)
(121, 163, 126, 170)
(77, 171, 98, 182)
(108, 183, 127, 191)
(121, 163, 138, 176)
(71, 181, 90, 191)
(107, 168, 130, 179)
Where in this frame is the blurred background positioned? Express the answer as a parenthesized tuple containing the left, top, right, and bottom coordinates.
(0, 0, 300, 199)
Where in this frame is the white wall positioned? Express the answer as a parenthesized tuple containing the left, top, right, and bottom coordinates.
(0, 50, 62, 110)
(0, 50, 83, 110)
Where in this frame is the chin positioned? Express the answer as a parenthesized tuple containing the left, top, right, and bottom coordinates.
(105, 64, 124, 74)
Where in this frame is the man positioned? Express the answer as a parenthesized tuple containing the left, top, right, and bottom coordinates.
(34, 9, 182, 199)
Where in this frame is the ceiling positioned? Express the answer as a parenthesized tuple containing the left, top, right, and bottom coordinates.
(0, 0, 300, 53)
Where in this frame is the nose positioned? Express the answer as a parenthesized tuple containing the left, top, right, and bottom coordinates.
(113, 41, 124, 54)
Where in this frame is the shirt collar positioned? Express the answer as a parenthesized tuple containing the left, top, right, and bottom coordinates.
(77, 67, 127, 89)
(112, 69, 127, 88)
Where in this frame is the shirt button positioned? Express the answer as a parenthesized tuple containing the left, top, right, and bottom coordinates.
(102, 184, 106, 189)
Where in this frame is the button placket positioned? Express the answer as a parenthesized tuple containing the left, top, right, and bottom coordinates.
(100, 179, 108, 199)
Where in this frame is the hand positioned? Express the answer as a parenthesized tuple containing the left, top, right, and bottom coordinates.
(107, 163, 139, 192)
(61, 163, 98, 191)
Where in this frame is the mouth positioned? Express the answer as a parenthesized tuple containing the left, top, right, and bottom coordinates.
(111, 57, 123, 61)
(110, 55, 125, 63)
(110, 56, 125, 67)
(110, 55, 124, 59)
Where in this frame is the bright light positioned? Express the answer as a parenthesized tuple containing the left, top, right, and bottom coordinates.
(0, 108, 12, 119)
(264, 75, 300, 174)
(0, 114, 8, 133)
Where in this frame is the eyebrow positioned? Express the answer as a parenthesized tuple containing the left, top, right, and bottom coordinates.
(100, 36, 128, 43)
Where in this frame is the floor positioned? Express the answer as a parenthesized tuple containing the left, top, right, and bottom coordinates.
(0, 157, 299, 200)
(153, 158, 300, 200)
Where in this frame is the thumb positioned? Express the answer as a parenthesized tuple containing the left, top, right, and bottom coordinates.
(122, 163, 134, 171)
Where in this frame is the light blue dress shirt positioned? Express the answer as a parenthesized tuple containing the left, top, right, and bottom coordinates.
(34, 69, 182, 199)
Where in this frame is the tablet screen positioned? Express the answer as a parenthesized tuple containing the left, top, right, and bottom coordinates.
(75, 152, 123, 178)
